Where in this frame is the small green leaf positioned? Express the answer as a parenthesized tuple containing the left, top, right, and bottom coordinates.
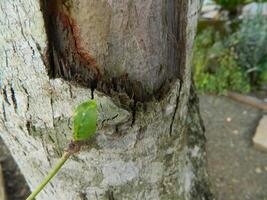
(73, 100, 97, 141)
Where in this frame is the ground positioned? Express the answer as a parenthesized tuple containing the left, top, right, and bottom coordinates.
(200, 95, 267, 200)
(0, 94, 267, 200)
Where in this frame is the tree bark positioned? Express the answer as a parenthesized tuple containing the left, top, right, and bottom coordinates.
(0, 0, 212, 200)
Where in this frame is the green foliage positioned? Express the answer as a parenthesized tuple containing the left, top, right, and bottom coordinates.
(229, 14, 267, 84)
(193, 27, 251, 94)
(214, 0, 248, 11)
(213, 0, 267, 12)
(258, 58, 267, 83)
(73, 100, 97, 141)
(194, 9, 267, 94)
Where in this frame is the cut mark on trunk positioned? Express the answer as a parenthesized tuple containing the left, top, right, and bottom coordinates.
(39, 0, 190, 105)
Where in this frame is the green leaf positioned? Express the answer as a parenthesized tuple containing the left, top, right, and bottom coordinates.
(73, 100, 97, 141)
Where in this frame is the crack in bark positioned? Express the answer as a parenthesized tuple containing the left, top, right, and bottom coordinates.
(91, 79, 97, 99)
(169, 81, 183, 136)
(10, 85, 18, 113)
(4, 50, 8, 70)
(68, 83, 73, 98)
(50, 94, 55, 128)
(40, 124, 52, 166)
(2, 86, 10, 105)
(26, 120, 31, 134)
(21, 84, 29, 111)
(48, 94, 61, 156)
(30, 35, 47, 68)
(78, 192, 88, 200)
(106, 189, 115, 200)
(131, 97, 137, 126)
(48, 134, 56, 144)
(101, 114, 119, 128)
(95, 191, 99, 200)
(15, 5, 35, 59)
(2, 103, 7, 121)
(15, 6, 35, 60)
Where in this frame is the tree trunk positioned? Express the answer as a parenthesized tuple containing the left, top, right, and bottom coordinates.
(0, 0, 212, 200)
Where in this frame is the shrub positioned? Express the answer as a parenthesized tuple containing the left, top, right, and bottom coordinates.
(213, 0, 267, 12)
(193, 27, 251, 94)
(229, 14, 267, 85)
(214, 0, 248, 12)
(193, 6, 267, 94)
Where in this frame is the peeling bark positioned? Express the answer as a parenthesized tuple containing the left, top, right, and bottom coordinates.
(0, 1, 212, 200)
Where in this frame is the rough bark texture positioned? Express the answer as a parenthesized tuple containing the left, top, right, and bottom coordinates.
(0, 0, 212, 200)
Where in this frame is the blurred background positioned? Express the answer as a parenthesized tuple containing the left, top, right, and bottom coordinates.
(0, 0, 267, 200)
(195, 0, 267, 94)
(196, 0, 267, 200)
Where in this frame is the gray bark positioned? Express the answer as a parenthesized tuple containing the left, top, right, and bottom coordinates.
(0, 0, 212, 200)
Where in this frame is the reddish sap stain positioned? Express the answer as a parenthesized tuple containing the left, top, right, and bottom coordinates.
(48, 0, 101, 80)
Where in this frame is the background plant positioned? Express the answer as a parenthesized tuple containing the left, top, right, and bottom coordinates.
(193, 3, 267, 94)
(193, 27, 250, 94)
(213, 0, 267, 14)
(229, 13, 267, 84)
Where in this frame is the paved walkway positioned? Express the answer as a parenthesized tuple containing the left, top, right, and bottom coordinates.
(200, 95, 267, 200)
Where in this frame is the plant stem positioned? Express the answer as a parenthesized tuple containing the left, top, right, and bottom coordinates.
(26, 152, 71, 200)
